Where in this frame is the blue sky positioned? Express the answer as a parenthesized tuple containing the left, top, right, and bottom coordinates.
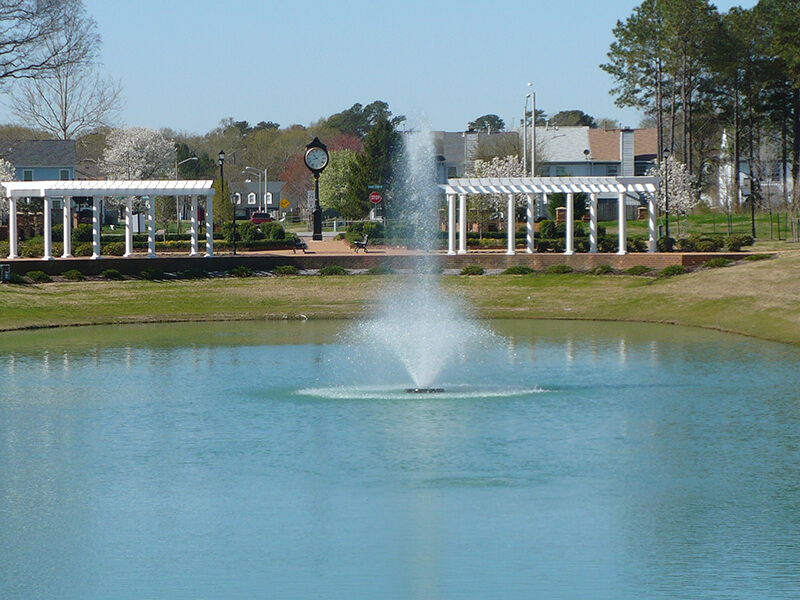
(2, 0, 758, 135)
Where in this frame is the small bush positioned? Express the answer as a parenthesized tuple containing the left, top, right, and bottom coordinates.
(25, 270, 52, 283)
(502, 265, 536, 275)
(8, 272, 27, 284)
(725, 234, 754, 252)
(102, 241, 126, 256)
(367, 265, 395, 275)
(177, 268, 208, 279)
(140, 268, 164, 280)
(73, 243, 93, 257)
(319, 264, 347, 276)
(20, 243, 43, 258)
(62, 269, 86, 281)
(589, 264, 614, 275)
(546, 264, 574, 274)
(460, 265, 484, 276)
(73, 223, 94, 243)
(230, 265, 253, 277)
(623, 265, 653, 276)
(273, 265, 299, 275)
(100, 269, 124, 280)
(702, 257, 734, 269)
(657, 237, 676, 252)
(744, 253, 772, 261)
(658, 265, 687, 278)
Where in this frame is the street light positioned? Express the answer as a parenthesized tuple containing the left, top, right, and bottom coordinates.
(523, 93, 531, 175)
(663, 147, 671, 241)
(219, 150, 229, 254)
(175, 156, 199, 234)
(244, 166, 267, 211)
(231, 192, 240, 255)
(528, 82, 536, 176)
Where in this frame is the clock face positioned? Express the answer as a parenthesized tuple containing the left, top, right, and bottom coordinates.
(305, 147, 328, 171)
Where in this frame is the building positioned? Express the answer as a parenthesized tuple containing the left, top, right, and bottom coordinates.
(0, 139, 76, 182)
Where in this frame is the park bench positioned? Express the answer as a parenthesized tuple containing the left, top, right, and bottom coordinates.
(353, 235, 369, 253)
(292, 236, 308, 254)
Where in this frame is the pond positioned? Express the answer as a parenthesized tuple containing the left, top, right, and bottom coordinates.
(1, 320, 799, 599)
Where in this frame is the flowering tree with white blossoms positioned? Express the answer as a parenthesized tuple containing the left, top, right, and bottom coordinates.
(101, 126, 174, 180)
(469, 155, 525, 238)
(652, 156, 698, 236)
(0, 158, 16, 221)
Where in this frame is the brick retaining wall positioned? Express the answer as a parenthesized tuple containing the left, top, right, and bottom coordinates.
(0, 251, 763, 277)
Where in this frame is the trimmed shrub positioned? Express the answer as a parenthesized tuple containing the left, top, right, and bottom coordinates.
(102, 241, 126, 256)
(502, 265, 536, 275)
(319, 264, 347, 276)
(260, 221, 286, 240)
(460, 265, 484, 276)
(702, 257, 734, 269)
(177, 269, 208, 280)
(73, 223, 94, 243)
(657, 237, 676, 252)
(589, 264, 615, 275)
(658, 265, 687, 278)
(273, 265, 299, 275)
(8, 272, 27, 284)
(62, 269, 86, 281)
(546, 264, 574, 274)
(744, 253, 772, 261)
(73, 243, 93, 257)
(25, 270, 52, 283)
(139, 268, 163, 280)
(230, 265, 253, 277)
(623, 265, 653, 276)
(20, 243, 43, 258)
(100, 269, 124, 280)
(367, 265, 395, 275)
(725, 234, 754, 251)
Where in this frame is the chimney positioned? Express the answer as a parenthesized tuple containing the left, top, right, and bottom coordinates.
(620, 128, 635, 177)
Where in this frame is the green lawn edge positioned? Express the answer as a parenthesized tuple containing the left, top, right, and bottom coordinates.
(2, 251, 800, 346)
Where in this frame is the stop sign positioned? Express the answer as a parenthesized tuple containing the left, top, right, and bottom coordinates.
(369, 191, 382, 204)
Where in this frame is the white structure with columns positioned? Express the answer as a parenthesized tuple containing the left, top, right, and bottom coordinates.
(441, 176, 660, 255)
(1, 180, 215, 260)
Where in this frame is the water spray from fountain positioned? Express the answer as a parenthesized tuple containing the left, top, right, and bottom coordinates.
(355, 127, 494, 392)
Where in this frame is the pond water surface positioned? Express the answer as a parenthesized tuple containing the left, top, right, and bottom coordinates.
(1, 320, 799, 599)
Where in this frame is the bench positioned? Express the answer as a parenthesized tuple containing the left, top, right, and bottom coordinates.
(292, 237, 308, 254)
(353, 235, 368, 253)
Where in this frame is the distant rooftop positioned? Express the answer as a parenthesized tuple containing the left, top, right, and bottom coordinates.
(0, 139, 77, 167)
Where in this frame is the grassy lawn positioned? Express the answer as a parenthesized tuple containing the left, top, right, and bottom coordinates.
(3, 250, 800, 345)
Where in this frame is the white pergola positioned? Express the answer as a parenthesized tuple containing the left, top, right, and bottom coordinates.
(441, 176, 661, 255)
(1, 180, 215, 260)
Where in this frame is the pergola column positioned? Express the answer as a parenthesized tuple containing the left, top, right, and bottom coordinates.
(62, 197, 73, 258)
(43, 195, 53, 260)
(526, 194, 535, 253)
(617, 191, 627, 255)
(446, 193, 456, 255)
(204, 195, 214, 257)
(91, 196, 101, 259)
(564, 192, 574, 255)
(589, 192, 598, 254)
(458, 193, 467, 255)
(190, 195, 199, 256)
(8, 197, 18, 259)
(124, 197, 134, 257)
(147, 196, 156, 258)
(648, 191, 657, 253)
(506, 193, 515, 255)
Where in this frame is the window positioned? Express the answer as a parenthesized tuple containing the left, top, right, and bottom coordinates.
(447, 166, 458, 179)
(23, 170, 33, 181)
(52, 199, 63, 210)
(60, 169, 70, 180)
(606, 164, 619, 176)
(247, 192, 257, 205)
(555, 166, 567, 177)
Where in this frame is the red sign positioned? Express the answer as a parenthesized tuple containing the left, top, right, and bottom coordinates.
(369, 191, 382, 204)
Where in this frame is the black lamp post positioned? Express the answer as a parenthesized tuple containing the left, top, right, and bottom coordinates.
(231, 192, 240, 255)
(663, 147, 671, 241)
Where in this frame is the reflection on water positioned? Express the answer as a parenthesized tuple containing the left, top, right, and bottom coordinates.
(1, 320, 800, 599)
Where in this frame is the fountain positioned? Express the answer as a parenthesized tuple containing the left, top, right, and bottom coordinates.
(352, 128, 494, 393)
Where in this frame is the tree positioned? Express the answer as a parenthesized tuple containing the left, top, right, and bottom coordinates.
(468, 114, 505, 133)
(0, 158, 16, 221)
(469, 155, 525, 236)
(346, 117, 401, 219)
(0, 0, 99, 87)
(101, 127, 174, 180)
(653, 155, 698, 234)
(326, 101, 405, 138)
(9, 60, 123, 139)
(550, 110, 596, 127)
(318, 149, 358, 217)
